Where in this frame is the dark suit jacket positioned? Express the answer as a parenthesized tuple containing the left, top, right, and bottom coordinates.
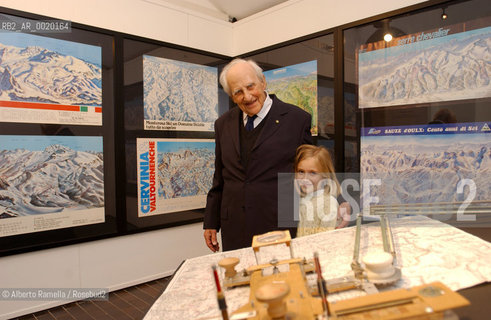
(204, 95, 313, 251)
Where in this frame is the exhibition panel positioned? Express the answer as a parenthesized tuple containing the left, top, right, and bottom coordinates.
(121, 37, 230, 231)
(344, 0, 491, 224)
(0, 10, 118, 256)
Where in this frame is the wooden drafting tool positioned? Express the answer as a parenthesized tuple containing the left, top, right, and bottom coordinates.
(328, 281, 469, 319)
(218, 230, 469, 320)
(219, 231, 315, 289)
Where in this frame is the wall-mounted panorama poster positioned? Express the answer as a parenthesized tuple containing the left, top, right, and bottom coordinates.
(358, 18, 491, 108)
(0, 31, 102, 125)
(143, 55, 218, 131)
(0, 135, 105, 237)
(360, 122, 491, 215)
(136, 138, 215, 216)
(264, 60, 318, 136)
(317, 84, 333, 136)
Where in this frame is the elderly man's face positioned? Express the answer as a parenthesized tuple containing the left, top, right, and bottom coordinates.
(226, 62, 267, 116)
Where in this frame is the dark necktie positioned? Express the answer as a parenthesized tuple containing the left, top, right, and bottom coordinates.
(245, 115, 257, 131)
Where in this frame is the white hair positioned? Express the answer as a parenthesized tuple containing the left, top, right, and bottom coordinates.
(219, 58, 264, 96)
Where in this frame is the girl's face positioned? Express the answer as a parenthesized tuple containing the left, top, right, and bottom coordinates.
(295, 157, 324, 194)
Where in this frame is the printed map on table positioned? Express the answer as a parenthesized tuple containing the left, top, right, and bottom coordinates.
(144, 216, 491, 320)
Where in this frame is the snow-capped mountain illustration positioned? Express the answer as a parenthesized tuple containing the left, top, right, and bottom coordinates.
(158, 148, 214, 199)
(0, 43, 102, 106)
(143, 56, 218, 122)
(0, 144, 104, 218)
(359, 30, 491, 107)
(361, 142, 491, 205)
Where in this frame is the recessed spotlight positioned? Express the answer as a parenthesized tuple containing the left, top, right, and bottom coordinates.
(441, 8, 448, 20)
(384, 33, 393, 42)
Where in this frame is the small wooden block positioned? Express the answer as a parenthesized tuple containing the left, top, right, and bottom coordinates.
(219, 257, 240, 278)
(255, 283, 290, 318)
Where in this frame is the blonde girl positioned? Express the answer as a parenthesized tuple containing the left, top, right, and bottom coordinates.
(294, 145, 350, 236)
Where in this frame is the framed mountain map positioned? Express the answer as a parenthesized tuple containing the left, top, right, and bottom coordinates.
(0, 25, 102, 125)
(0, 10, 117, 256)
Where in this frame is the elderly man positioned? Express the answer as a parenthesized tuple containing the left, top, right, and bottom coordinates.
(203, 58, 313, 251)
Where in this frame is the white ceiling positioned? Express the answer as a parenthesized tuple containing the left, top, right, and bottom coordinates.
(144, 0, 291, 22)
(209, 0, 290, 21)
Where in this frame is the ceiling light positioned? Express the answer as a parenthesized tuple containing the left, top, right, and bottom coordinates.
(384, 33, 393, 42)
(441, 8, 448, 20)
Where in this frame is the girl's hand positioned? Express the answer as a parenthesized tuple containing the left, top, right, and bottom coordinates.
(336, 202, 351, 229)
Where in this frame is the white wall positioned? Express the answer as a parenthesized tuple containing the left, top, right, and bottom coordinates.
(0, 0, 428, 318)
(0, 0, 427, 56)
(0, 223, 216, 319)
(0, 0, 234, 56)
(232, 0, 427, 55)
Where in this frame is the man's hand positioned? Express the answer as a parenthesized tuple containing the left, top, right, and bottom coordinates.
(336, 202, 351, 229)
(204, 229, 220, 252)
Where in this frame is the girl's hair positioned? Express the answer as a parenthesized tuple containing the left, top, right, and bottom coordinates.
(294, 144, 340, 196)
